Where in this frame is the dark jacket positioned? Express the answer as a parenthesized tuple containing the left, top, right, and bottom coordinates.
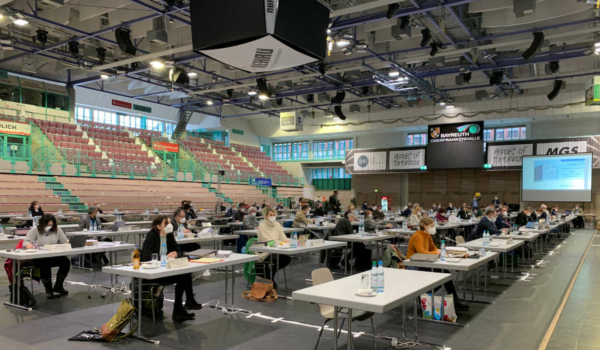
(515, 211, 530, 227)
(333, 218, 353, 237)
(361, 204, 368, 210)
(530, 212, 538, 222)
(231, 209, 245, 222)
(492, 199, 500, 207)
(457, 208, 469, 220)
(446, 206, 454, 212)
(313, 207, 325, 217)
(476, 216, 502, 237)
(141, 228, 183, 262)
(328, 195, 340, 211)
(224, 208, 234, 217)
(184, 208, 197, 221)
(78, 215, 100, 231)
(495, 215, 511, 229)
(28, 207, 44, 217)
(400, 208, 411, 217)
(373, 210, 385, 220)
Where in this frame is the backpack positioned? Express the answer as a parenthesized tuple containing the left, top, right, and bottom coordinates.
(9, 284, 38, 309)
(101, 299, 137, 342)
(383, 245, 406, 269)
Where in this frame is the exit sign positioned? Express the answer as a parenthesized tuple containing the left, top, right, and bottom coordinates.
(133, 104, 152, 114)
(0, 70, 7, 79)
(232, 129, 244, 135)
(483, 164, 493, 169)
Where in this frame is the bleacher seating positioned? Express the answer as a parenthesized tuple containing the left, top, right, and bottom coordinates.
(30, 119, 103, 164)
(216, 184, 271, 205)
(233, 143, 296, 183)
(0, 174, 70, 213)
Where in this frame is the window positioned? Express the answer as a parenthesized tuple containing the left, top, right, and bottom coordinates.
(165, 123, 175, 137)
(0, 84, 20, 102)
(312, 168, 351, 179)
(119, 114, 142, 129)
(146, 119, 164, 132)
(274, 141, 309, 161)
(407, 133, 427, 146)
(260, 144, 271, 157)
(21, 88, 45, 107)
(46, 92, 69, 111)
(76, 107, 92, 121)
(494, 126, 526, 141)
(313, 139, 353, 160)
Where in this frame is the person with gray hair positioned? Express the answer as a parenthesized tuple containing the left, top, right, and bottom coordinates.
(475, 207, 507, 238)
(244, 207, 260, 230)
(78, 205, 100, 231)
(329, 211, 372, 270)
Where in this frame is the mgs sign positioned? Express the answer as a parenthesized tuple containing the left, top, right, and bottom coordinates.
(536, 141, 587, 155)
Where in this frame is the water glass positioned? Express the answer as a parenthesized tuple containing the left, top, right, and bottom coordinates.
(360, 273, 370, 291)
(151, 253, 159, 265)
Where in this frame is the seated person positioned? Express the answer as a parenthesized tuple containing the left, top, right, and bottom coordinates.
(243, 207, 260, 230)
(538, 206, 548, 221)
(573, 205, 585, 228)
(551, 205, 559, 217)
(24, 214, 70, 299)
(495, 206, 511, 229)
(409, 206, 423, 228)
(446, 203, 455, 212)
(28, 200, 44, 218)
(473, 206, 484, 218)
(275, 202, 283, 210)
(78, 205, 101, 231)
(515, 207, 533, 227)
(457, 204, 469, 220)
(476, 208, 507, 238)
(330, 213, 371, 269)
(223, 203, 234, 217)
(313, 203, 325, 217)
(431, 203, 438, 211)
(141, 215, 202, 321)
(407, 217, 468, 311)
(183, 202, 197, 222)
(257, 208, 291, 287)
(292, 204, 314, 228)
(231, 203, 245, 222)
(364, 209, 392, 233)
(172, 208, 200, 252)
(400, 205, 412, 218)
(92, 201, 107, 223)
(435, 208, 448, 222)
(373, 205, 385, 220)
(361, 201, 369, 210)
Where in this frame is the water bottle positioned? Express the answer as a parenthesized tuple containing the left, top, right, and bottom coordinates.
(177, 225, 183, 239)
(160, 243, 167, 267)
(377, 261, 384, 293)
(483, 231, 488, 246)
(440, 240, 446, 262)
(371, 262, 378, 292)
(360, 225, 365, 238)
(0, 224, 4, 235)
(535, 220, 539, 230)
(403, 221, 407, 230)
(291, 233, 298, 248)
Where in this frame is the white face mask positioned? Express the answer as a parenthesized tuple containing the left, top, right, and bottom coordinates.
(267, 216, 276, 223)
(526, 212, 531, 216)
(251, 212, 257, 217)
(164, 223, 173, 234)
(45, 226, 52, 232)
(427, 226, 436, 235)
(368, 214, 373, 219)
(179, 218, 186, 224)
(502, 212, 508, 217)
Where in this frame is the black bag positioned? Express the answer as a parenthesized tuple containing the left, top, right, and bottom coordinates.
(131, 283, 164, 316)
(9, 284, 38, 308)
(71, 255, 93, 268)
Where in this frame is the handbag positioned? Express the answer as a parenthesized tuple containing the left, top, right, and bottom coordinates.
(242, 278, 278, 302)
(101, 299, 137, 342)
(419, 293, 457, 322)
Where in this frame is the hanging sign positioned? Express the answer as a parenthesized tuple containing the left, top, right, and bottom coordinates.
(388, 149, 425, 170)
(0, 120, 31, 136)
(112, 99, 132, 109)
(152, 140, 179, 153)
(428, 121, 484, 143)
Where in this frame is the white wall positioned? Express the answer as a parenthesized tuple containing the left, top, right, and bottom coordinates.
(221, 118, 261, 146)
(355, 131, 407, 149)
(530, 117, 600, 139)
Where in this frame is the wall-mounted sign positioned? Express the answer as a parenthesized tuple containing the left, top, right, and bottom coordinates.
(353, 151, 387, 172)
(4, 101, 37, 112)
(389, 149, 425, 170)
(250, 177, 272, 187)
(45, 83, 68, 96)
(133, 104, 152, 113)
(19, 78, 45, 92)
(0, 74, 18, 86)
(232, 129, 244, 135)
(487, 144, 533, 168)
(536, 141, 587, 155)
(152, 140, 179, 153)
(585, 76, 600, 106)
(428, 121, 484, 143)
(0, 120, 31, 136)
(0, 70, 8, 79)
(112, 99, 132, 109)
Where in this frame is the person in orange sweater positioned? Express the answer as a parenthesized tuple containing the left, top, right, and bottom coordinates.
(407, 217, 469, 311)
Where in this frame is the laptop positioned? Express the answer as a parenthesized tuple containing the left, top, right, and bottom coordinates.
(410, 253, 439, 262)
(69, 235, 87, 248)
(525, 222, 534, 229)
(564, 210, 572, 216)
(111, 221, 126, 232)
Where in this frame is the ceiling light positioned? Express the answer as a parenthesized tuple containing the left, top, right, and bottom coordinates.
(446, 104, 455, 108)
(149, 60, 165, 69)
(13, 18, 28, 26)
(206, 100, 214, 105)
(100, 74, 110, 79)
(256, 77, 272, 99)
(342, 33, 354, 40)
(389, 70, 400, 78)
(439, 101, 446, 106)
(258, 94, 269, 100)
(187, 72, 198, 77)
(327, 29, 331, 34)
(0, 14, 4, 20)
(248, 90, 257, 96)
(336, 39, 350, 47)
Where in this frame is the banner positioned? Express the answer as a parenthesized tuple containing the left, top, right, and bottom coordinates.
(152, 140, 179, 153)
(536, 141, 587, 155)
(0, 120, 31, 136)
(488, 143, 533, 168)
(112, 99, 132, 109)
(353, 151, 387, 172)
(428, 121, 484, 144)
(389, 149, 425, 170)
(251, 177, 272, 187)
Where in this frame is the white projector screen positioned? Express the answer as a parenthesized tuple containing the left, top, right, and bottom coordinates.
(521, 153, 593, 202)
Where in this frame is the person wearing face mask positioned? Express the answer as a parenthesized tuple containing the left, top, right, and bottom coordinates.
(406, 217, 469, 311)
(495, 206, 511, 229)
(373, 205, 385, 220)
(172, 209, 200, 252)
(434, 208, 448, 222)
(313, 203, 325, 217)
(516, 207, 532, 227)
(182, 202, 197, 222)
(409, 206, 423, 228)
(364, 209, 393, 233)
(572, 205, 585, 228)
(28, 200, 44, 218)
(361, 201, 369, 210)
(141, 215, 202, 321)
(292, 204, 314, 228)
(476, 208, 507, 238)
(243, 207, 260, 230)
(24, 214, 70, 299)
(231, 203, 245, 222)
(400, 204, 412, 218)
(457, 204, 469, 220)
(78, 205, 101, 231)
(257, 208, 291, 287)
(492, 196, 500, 208)
(446, 203, 454, 212)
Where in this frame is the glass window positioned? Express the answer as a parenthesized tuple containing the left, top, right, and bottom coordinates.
(313, 139, 352, 160)
(21, 88, 45, 107)
(312, 167, 351, 179)
(274, 141, 309, 161)
(0, 84, 20, 102)
(46, 93, 69, 111)
(407, 133, 427, 146)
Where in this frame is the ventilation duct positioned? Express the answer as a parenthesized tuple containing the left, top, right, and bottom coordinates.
(428, 56, 445, 68)
(318, 93, 330, 103)
(391, 21, 411, 40)
(513, 0, 535, 18)
(147, 17, 169, 44)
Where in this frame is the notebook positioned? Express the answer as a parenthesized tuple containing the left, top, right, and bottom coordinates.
(410, 253, 439, 262)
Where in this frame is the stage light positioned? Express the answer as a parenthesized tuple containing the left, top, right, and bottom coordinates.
(490, 70, 504, 85)
(149, 60, 165, 69)
(96, 48, 106, 64)
(336, 39, 350, 47)
(206, 100, 214, 105)
(420, 28, 432, 47)
(100, 74, 110, 79)
(248, 90, 257, 96)
(13, 18, 28, 26)
(188, 72, 198, 77)
(36, 29, 48, 45)
(258, 94, 269, 100)
(256, 77, 272, 99)
(389, 70, 400, 78)
(430, 42, 441, 57)
(400, 16, 410, 30)
(68, 41, 79, 57)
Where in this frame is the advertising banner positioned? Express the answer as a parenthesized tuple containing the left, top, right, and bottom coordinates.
(0, 120, 31, 136)
(152, 140, 179, 153)
(428, 121, 484, 144)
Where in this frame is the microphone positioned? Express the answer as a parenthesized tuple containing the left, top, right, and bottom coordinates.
(442, 236, 461, 245)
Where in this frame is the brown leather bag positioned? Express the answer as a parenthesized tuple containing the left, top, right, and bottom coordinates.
(242, 278, 278, 302)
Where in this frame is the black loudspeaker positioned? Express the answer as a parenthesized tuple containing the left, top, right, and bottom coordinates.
(171, 67, 189, 85)
(334, 106, 346, 120)
(306, 94, 314, 103)
(115, 28, 137, 56)
(331, 91, 346, 104)
(420, 28, 432, 47)
(489, 71, 504, 85)
(190, 0, 329, 73)
(547, 80, 564, 101)
(522, 31, 544, 62)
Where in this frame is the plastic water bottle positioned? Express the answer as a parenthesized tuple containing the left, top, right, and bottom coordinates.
(535, 220, 539, 230)
(291, 233, 298, 248)
(483, 231, 488, 246)
(440, 240, 446, 262)
(371, 262, 378, 292)
(360, 225, 365, 238)
(402, 221, 407, 230)
(377, 261, 384, 293)
(0, 224, 4, 235)
(177, 225, 183, 239)
(160, 243, 167, 267)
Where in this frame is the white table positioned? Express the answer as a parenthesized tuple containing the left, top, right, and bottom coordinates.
(66, 229, 148, 245)
(175, 234, 240, 250)
(382, 228, 418, 237)
(292, 269, 452, 350)
(102, 253, 260, 342)
(329, 233, 393, 275)
(0, 235, 23, 245)
(1, 243, 135, 311)
(101, 220, 152, 227)
(234, 227, 305, 236)
(459, 238, 524, 277)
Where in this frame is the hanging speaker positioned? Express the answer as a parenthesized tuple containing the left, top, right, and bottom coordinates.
(547, 80, 565, 101)
(334, 106, 346, 120)
(115, 28, 137, 56)
(489, 71, 504, 85)
(171, 67, 190, 85)
(522, 31, 544, 62)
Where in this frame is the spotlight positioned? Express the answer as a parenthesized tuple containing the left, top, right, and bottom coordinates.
(463, 72, 472, 83)
(305, 94, 314, 103)
(100, 74, 110, 79)
(96, 48, 106, 64)
(13, 18, 28, 26)
(546, 61, 559, 74)
(361, 86, 370, 95)
(331, 90, 346, 104)
(36, 29, 48, 45)
(187, 72, 198, 78)
(420, 28, 432, 47)
(256, 77, 272, 99)
(170, 66, 190, 85)
(318, 62, 326, 76)
(399, 16, 410, 30)
(226, 89, 234, 98)
(68, 41, 79, 57)
(547, 80, 565, 101)
(386, 3, 400, 19)
(248, 90, 257, 96)
(327, 29, 332, 34)
(334, 106, 347, 120)
(336, 39, 351, 47)
(389, 70, 400, 78)
(439, 101, 446, 106)
(522, 31, 544, 62)
(150, 60, 165, 69)
(490, 70, 504, 85)
(130, 62, 139, 71)
(429, 42, 441, 57)
(206, 100, 214, 106)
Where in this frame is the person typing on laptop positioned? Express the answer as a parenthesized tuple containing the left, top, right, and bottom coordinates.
(23, 214, 70, 299)
(407, 217, 469, 311)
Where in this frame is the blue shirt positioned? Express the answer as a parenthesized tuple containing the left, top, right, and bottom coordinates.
(160, 235, 167, 256)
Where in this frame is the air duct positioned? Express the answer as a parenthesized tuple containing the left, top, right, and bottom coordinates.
(514, 0, 535, 18)
(147, 17, 169, 44)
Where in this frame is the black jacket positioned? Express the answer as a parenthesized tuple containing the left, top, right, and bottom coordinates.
(373, 210, 385, 220)
(515, 211, 530, 227)
(184, 208, 197, 221)
(231, 209, 244, 222)
(141, 229, 183, 262)
(313, 208, 325, 217)
(476, 216, 502, 237)
(29, 207, 44, 217)
(495, 215, 511, 229)
(530, 212, 537, 222)
(329, 195, 340, 211)
(333, 218, 353, 237)
(457, 208, 469, 220)
(400, 208, 411, 217)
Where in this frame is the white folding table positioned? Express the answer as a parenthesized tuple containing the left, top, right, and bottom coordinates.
(329, 233, 393, 275)
(459, 238, 524, 277)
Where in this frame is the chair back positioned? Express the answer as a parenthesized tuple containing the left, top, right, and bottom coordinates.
(311, 268, 335, 319)
(455, 235, 466, 244)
